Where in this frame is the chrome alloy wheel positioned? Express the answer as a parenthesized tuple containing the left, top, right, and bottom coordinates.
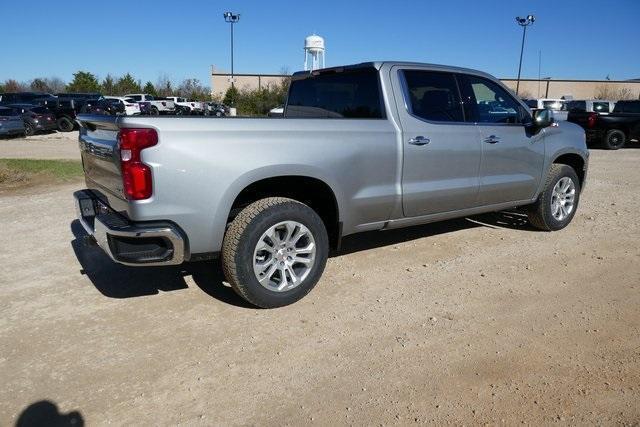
(551, 177, 576, 221)
(252, 221, 316, 292)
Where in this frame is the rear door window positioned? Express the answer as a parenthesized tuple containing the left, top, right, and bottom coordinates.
(401, 70, 464, 122)
(0, 108, 18, 116)
(286, 68, 385, 118)
(617, 101, 640, 113)
(567, 101, 586, 112)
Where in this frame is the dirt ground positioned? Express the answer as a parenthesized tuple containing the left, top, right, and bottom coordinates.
(0, 131, 80, 160)
(1, 140, 639, 425)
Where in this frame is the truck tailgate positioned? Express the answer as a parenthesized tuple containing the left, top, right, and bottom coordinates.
(77, 115, 125, 202)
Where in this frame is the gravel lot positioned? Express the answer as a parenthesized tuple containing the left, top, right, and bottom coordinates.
(0, 131, 80, 160)
(1, 137, 639, 424)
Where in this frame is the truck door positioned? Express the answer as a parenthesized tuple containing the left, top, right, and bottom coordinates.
(390, 67, 481, 217)
(457, 74, 545, 205)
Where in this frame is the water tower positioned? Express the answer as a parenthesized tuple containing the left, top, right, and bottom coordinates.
(304, 34, 325, 71)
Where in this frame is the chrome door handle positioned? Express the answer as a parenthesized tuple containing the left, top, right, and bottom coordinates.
(484, 135, 500, 144)
(408, 136, 430, 146)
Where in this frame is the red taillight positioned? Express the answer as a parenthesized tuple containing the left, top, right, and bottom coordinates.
(118, 128, 158, 200)
(587, 112, 597, 128)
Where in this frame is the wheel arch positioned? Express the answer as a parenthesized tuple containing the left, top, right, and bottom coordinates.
(552, 152, 586, 188)
(222, 170, 344, 250)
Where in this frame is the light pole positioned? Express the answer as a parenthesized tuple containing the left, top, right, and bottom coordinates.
(223, 12, 240, 91)
(515, 14, 535, 96)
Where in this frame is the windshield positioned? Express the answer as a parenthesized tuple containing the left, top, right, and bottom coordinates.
(542, 100, 567, 111)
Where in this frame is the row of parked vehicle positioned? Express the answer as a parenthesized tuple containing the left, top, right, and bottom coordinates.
(0, 91, 229, 137)
(522, 97, 640, 149)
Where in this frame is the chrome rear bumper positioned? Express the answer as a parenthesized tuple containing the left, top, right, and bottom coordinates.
(74, 190, 186, 266)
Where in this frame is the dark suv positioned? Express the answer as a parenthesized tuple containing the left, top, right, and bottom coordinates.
(7, 104, 57, 135)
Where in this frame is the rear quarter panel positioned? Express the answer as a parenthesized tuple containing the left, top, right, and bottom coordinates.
(119, 116, 399, 254)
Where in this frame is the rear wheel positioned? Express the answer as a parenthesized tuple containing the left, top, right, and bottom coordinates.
(57, 117, 74, 132)
(150, 106, 159, 116)
(222, 197, 329, 308)
(527, 164, 581, 231)
(603, 129, 625, 150)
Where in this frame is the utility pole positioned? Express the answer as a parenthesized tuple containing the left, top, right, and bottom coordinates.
(537, 50, 541, 98)
(515, 15, 535, 96)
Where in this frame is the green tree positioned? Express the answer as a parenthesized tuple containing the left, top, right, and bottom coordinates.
(114, 73, 140, 95)
(143, 81, 157, 96)
(66, 71, 101, 93)
(223, 86, 239, 107)
(231, 77, 290, 116)
(101, 74, 115, 95)
(30, 78, 50, 92)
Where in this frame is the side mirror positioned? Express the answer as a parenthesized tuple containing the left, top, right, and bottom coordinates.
(533, 108, 554, 128)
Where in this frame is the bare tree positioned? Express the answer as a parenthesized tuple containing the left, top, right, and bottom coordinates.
(518, 89, 534, 99)
(2, 79, 27, 92)
(595, 85, 638, 100)
(45, 77, 66, 93)
(156, 74, 174, 97)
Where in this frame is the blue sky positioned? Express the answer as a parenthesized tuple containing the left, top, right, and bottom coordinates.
(2, 0, 639, 86)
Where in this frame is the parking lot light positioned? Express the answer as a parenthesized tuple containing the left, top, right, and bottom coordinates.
(223, 11, 241, 94)
(515, 14, 535, 96)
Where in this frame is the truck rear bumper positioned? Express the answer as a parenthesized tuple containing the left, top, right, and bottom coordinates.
(74, 189, 186, 266)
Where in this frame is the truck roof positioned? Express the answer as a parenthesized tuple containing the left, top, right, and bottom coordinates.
(291, 61, 496, 81)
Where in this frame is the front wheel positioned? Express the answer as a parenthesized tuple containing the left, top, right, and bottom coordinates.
(222, 197, 329, 308)
(150, 106, 159, 116)
(527, 164, 581, 231)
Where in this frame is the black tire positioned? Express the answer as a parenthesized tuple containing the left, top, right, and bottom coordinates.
(215, 111, 222, 117)
(24, 122, 34, 136)
(603, 129, 626, 150)
(150, 106, 159, 116)
(222, 197, 329, 308)
(57, 117, 74, 132)
(527, 164, 581, 231)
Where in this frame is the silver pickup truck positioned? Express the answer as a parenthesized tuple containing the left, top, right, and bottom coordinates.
(74, 61, 588, 308)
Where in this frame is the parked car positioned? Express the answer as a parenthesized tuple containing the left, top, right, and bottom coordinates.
(102, 96, 141, 116)
(124, 94, 175, 115)
(56, 92, 102, 101)
(524, 98, 569, 121)
(75, 61, 588, 308)
(7, 104, 57, 135)
(0, 106, 25, 136)
(567, 100, 640, 149)
(173, 104, 191, 115)
(85, 98, 125, 116)
(205, 102, 228, 117)
(566, 100, 616, 115)
(0, 92, 82, 132)
(268, 106, 284, 117)
(166, 97, 204, 114)
(0, 92, 56, 105)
